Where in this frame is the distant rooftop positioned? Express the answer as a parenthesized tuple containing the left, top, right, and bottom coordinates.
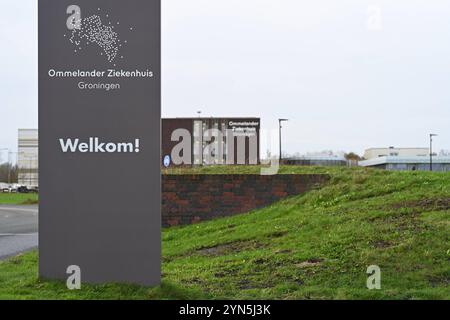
(364, 147, 428, 151)
(285, 155, 346, 161)
(359, 156, 450, 167)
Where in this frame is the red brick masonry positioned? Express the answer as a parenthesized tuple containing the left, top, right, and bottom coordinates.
(162, 174, 330, 227)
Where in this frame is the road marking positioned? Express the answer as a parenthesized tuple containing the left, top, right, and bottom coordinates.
(0, 233, 37, 236)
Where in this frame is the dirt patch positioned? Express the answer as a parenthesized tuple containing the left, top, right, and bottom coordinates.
(274, 249, 292, 254)
(295, 258, 323, 268)
(237, 279, 252, 289)
(391, 198, 450, 212)
(252, 257, 286, 268)
(266, 231, 288, 239)
(377, 213, 424, 233)
(196, 240, 266, 257)
(253, 258, 266, 265)
(372, 197, 450, 233)
(214, 268, 239, 278)
(428, 275, 450, 287)
(373, 240, 394, 249)
(186, 277, 204, 285)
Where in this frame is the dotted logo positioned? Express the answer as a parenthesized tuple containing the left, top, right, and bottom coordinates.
(64, 6, 135, 66)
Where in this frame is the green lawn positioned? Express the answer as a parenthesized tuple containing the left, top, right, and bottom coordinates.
(0, 166, 449, 299)
(0, 193, 38, 205)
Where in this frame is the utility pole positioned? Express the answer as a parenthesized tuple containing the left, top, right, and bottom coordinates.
(429, 133, 438, 171)
(279, 119, 288, 162)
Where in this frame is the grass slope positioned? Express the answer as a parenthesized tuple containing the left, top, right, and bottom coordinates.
(0, 193, 38, 205)
(0, 166, 449, 299)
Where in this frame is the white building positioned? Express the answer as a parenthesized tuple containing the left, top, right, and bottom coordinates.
(18, 129, 39, 188)
(363, 147, 429, 160)
(359, 156, 450, 172)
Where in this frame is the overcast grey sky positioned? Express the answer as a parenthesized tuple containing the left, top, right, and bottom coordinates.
(1, 0, 449, 161)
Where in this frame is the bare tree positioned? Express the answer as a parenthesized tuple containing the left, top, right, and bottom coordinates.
(0, 163, 19, 183)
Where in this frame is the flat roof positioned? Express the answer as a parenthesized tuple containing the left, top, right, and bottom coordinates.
(364, 147, 428, 150)
(285, 156, 346, 161)
(359, 156, 450, 167)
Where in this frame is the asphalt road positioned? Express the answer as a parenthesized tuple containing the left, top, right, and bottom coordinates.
(0, 205, 38, 260)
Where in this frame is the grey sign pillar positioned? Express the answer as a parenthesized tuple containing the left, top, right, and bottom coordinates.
(38, 0, 161, 285)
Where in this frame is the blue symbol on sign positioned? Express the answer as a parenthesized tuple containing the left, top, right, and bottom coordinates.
(163, 155, 171, 167)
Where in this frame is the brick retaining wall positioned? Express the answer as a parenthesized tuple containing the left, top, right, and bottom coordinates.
(162, 174, 329, 227)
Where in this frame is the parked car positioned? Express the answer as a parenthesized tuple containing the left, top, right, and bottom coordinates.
(29, 187, 39, 193)
(17, 186, 29, 193)
(1, 186, 17, 193)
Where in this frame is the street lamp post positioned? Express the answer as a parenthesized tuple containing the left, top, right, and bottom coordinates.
(278, 119, 289, 162)
(429, 133, 438, 171)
